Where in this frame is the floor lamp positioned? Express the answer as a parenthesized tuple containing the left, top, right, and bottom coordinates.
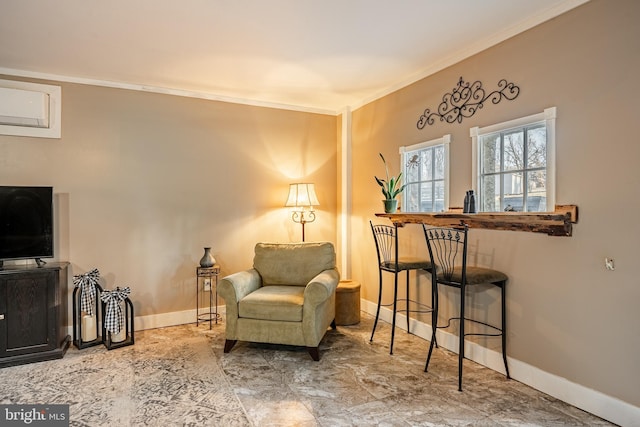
(285, 183, 319, 242)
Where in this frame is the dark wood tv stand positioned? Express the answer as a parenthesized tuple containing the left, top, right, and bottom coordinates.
(0, 262, 70, 368)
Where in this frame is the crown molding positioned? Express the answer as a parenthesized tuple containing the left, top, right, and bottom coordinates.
(0, 67, 339, 116)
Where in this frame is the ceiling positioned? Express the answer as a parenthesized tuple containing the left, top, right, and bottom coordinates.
(0, 0, 587, 114)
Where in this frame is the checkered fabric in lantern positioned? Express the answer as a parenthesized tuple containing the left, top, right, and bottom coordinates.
(101, 287, 131, 335)
(73, 268, 100, 315)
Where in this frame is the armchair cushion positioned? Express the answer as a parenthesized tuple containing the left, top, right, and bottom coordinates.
(239, 285, 305, 322)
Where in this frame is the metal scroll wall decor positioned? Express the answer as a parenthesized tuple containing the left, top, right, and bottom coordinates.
(417, 77, 520, 129)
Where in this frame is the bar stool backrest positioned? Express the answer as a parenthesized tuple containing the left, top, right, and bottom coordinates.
(370, 222, 397, 271)
(424, 225, 468, 286)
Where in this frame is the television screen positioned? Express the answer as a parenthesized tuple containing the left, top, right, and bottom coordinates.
(0, 186, 53, 261)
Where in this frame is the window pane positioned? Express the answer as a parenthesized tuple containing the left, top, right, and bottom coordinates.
(527, 170, 546, 212)
(503, 172, 523, 196)
(420, 182, 433, 211)
(481, 175, 500, 212)
(527, 125, 547, 168)
(503, 196, 524, 212)
(434, 145, 444, 179)
(503, 172, 524, 211)
(527, 169, 546, 193)
(421, 149, 433, 180)
(503, 130, 524, 171)
(405, 182, 420, 212)
(406, 152, 420, 182)
(481, 134, 500, 174)
(434, 180, 445, 212)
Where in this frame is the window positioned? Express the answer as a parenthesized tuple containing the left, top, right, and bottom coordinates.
(471, 107, 556, 212)
(400, 135, 450, 213)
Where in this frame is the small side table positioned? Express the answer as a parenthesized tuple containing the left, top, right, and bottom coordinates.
(196, 265, 220, 329)
(336, 280, 361, 326)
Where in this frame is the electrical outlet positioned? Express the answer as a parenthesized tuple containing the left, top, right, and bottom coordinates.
(203, 278, 211, 291)
(605, 258, 615, 271)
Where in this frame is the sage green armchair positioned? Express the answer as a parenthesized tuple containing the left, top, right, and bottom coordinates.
(218, 242, 340, 361)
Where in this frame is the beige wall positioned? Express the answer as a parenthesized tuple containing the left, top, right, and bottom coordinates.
(0, 80, 338, 318)
(350, 0, 639, 409)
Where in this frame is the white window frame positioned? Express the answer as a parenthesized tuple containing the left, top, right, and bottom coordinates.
(399, 134, 451, 213)
(471, 107, 556, 212)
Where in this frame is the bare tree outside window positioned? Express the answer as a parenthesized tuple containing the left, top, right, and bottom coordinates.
(479, 123, 547, 212)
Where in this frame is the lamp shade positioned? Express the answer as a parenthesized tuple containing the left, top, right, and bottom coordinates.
(285, 183, 319, 207)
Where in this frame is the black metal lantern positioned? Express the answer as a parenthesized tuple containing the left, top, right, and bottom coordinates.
(101, 286, 134, 350)
(72, 269, 104, 349)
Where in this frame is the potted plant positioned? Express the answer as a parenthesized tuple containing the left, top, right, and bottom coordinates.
(375, 153, 406, 213)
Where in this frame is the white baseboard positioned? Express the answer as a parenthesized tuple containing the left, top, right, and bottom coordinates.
(361, 299, 639, 427)
(64, 306, 226, 337)
(133, 307, 225, 331)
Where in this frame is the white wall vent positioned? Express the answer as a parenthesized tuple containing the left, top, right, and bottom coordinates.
(0, 79, 61, 138)
(0, 87, 49, 128)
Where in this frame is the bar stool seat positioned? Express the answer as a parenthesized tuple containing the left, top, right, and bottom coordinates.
(445, 266, 508, 285)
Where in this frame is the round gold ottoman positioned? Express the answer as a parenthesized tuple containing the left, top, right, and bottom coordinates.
(335, 280, 361, 326)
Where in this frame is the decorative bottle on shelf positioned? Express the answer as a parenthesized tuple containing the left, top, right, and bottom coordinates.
(468, 190, 476, 213)
(199, 247, 215, 268)
(463, 191, 470, 213)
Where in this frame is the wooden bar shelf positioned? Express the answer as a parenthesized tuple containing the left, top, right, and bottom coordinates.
(376, 205, 578, 236)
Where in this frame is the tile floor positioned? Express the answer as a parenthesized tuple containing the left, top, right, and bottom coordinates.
(0, 312, 617, 426)
(215, 313, 615, 426)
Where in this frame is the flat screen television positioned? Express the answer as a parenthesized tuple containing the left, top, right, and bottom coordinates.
(0, 186, 53, 267)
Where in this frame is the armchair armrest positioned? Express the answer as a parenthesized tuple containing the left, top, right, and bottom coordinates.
(219, 268, 262, 340)
(218, 268, 262, 306)
(304, 269, 340, 306)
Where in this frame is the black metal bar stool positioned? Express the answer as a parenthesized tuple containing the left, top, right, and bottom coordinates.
(422, 224, 510, 391)
(370, 221, 433, 354)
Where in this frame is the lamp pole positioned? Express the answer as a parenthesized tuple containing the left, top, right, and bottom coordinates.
(291, 210, 315, 242)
